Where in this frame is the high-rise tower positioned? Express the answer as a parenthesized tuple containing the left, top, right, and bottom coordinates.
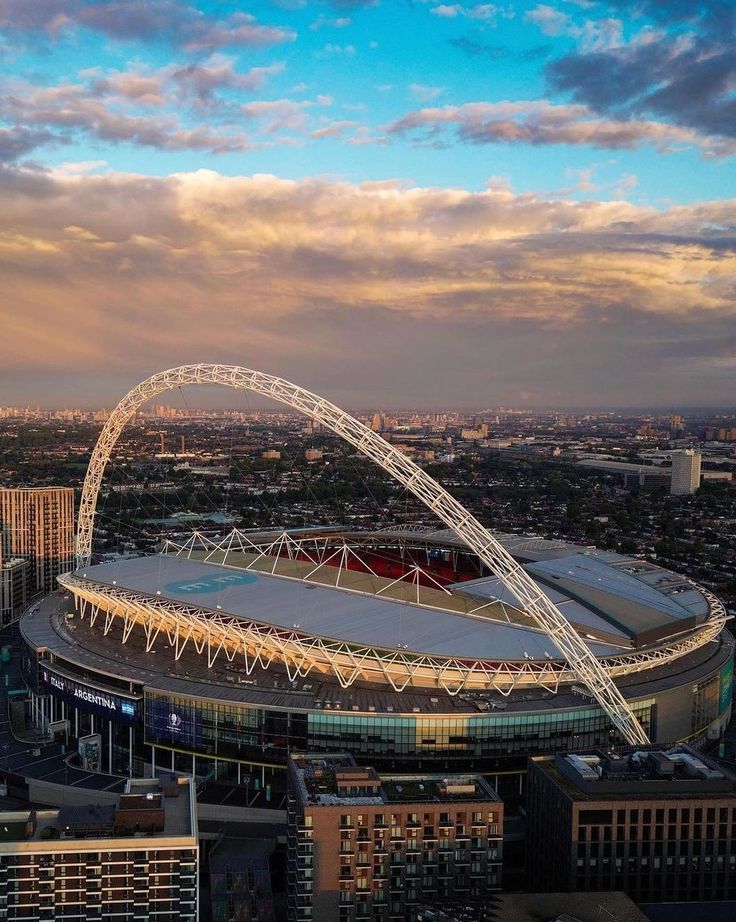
(670, 450, 701, 496)
(0, 487, 74, 594)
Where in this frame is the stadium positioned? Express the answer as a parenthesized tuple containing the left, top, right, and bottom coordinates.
(18, 366, 735, 798)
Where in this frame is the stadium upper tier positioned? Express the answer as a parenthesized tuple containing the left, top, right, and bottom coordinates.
(58, 529, 726, 695)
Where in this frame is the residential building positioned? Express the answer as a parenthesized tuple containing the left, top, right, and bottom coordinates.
(0, 556, 30, 625)
(527, 745, 736, 902)
(0, 487, 74, 594)
(670, 450, 701, 496)
(287, 752, 503, 922)
(0, 774, 198, 921)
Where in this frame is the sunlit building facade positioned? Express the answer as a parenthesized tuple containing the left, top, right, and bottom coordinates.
(0, 487, 74, 594)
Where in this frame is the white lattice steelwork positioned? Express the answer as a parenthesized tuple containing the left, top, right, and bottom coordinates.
(75, 363, 650, 744)
(57, 571, 725, 698)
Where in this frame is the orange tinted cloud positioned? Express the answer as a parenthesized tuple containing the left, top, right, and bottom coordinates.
(0, 167, 734, 404)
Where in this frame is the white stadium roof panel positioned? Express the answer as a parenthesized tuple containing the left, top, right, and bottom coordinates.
(77, 555, 628, 661)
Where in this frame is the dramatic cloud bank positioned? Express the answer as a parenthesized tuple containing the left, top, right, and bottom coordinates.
(546, 0, 736, 142)
(1, 168, 734, 406)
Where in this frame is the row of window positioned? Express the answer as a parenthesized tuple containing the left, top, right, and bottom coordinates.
(144, 691, 655, 763)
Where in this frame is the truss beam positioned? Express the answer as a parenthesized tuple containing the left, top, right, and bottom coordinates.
(75, 365, 655, 742)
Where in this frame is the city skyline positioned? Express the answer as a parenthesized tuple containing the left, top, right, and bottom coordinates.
(1, 0, 735, 407)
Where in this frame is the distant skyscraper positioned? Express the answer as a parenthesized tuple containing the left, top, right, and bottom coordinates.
(0, 487, 74, 594)
(370, 411, 384, 432)
(670, 450, 701, 496)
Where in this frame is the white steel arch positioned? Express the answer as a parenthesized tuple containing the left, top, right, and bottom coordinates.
(76, 363, 649, 745)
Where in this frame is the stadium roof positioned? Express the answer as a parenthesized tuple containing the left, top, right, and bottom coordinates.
(77, 555, 629, 661)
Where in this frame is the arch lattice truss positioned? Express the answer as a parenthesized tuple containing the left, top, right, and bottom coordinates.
(75, 363, 649, 745)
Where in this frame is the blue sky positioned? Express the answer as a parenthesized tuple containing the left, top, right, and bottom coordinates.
(0, 1, 735, 407)
(3, 0, 734, 202)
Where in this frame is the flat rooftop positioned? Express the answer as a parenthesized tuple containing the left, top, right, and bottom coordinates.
(0, 774, 196, 846)
(290, 752, 500, 807)
(536, 745, 736, 800)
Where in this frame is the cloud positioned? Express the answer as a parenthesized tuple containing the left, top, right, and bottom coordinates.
(448, 36, 508, 58)
(0, 0, 295, 50)
(309, 15, 351, 30)
(168, 59, 285, 109)
(315, 42, 356, 57)
(544, 1, 736, 145)
(1, 80, 258, 154)
(0, 126, 58, 162)
(310, 119, 359, 138)
(386, 100, 736, 156)
(408, 84, 445, 103)
(0, 63, 337, 156)
(525, 4, 624, 52)
(430, 4, 505, 21)
(0, 167, 734, 407)
(241, 99, 312, 134)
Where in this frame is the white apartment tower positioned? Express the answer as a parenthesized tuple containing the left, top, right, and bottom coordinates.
(670, 449, 701, 495)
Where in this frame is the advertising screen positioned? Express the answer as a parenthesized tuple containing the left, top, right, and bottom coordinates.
(39, 665, 141, 724)
(147, 695, 202, 750)
(78, 733, 102, 771)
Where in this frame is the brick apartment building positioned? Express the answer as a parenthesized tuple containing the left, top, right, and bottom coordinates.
(287, 752, 503, 922)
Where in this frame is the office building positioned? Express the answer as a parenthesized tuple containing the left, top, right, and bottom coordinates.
(287, 752, 503, 922)
(670, 450, 701, 496)
(527, 745, 736, 902)
(0, 556, 30, 625)
(0, 774, 198, 921)
(0, 487, 74, 594)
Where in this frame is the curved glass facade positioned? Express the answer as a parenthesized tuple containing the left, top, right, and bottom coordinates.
(18, 632, 733, 784)
(143, 689, 655, 772)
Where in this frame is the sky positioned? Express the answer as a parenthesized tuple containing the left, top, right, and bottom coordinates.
(0, 0, 734, 409)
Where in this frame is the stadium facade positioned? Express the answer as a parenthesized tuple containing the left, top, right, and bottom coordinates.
(19, 527, 733, 798)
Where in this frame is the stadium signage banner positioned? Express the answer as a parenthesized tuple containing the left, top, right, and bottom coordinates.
(40, 666, 140, 723)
